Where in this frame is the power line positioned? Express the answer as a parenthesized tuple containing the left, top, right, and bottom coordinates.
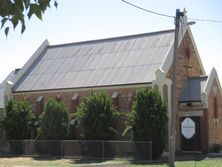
(187, 17, 222, 23)
(121, 0, 174, 19)
(122, 0, 222, 23)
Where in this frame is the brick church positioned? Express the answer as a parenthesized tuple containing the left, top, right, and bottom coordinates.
(1, 13, 222, 153)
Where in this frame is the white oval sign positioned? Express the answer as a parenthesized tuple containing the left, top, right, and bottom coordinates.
(181, 117, 195, 139)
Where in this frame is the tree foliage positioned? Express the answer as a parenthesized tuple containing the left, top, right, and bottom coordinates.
(39, 99, 69, 140)
(0, 0, 57, 36)
(76, 92, 119, 140)
(0, 100, 34, 139)
(124, 88, 168, 159)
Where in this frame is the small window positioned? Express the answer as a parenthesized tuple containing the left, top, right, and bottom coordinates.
(36, 96, 44, 115)
(71, 93, 79, 113)
(112, 92, 119, 109)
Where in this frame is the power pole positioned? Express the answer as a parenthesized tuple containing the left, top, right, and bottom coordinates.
(169, 9, 184, 167)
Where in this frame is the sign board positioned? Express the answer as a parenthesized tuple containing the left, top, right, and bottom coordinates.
(181, 117, 195, 139)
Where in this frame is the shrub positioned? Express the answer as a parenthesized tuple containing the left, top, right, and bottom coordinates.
(40, 99, 69, 140)
(76, 92, 119, 140)
(1, 100, 34, 139)
(124, 88, 168, 159)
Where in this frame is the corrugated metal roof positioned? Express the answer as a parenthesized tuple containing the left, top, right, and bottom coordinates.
(179, 76, 208, 102)
(13, 30, 174, 92)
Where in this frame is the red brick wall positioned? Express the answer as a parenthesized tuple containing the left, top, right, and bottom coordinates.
(167, 31, 204, 94)
(14, 87, 137, 113)
(167, 30, 205, 151)
(207, 79, 222, 149)
(14, 86, 139, 140)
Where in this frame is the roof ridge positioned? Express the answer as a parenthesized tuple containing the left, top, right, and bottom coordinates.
(49, 29, 174, 48)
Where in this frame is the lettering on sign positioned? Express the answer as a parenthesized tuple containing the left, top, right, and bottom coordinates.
(181, 117, 195, 139)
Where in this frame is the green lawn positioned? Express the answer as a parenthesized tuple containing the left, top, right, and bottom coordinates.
(0, 157, 222, 167)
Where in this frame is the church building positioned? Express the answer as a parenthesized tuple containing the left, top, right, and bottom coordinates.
(1, 12, 222, 153)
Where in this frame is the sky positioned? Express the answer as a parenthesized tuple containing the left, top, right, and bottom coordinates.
(0, 0, 222, 83)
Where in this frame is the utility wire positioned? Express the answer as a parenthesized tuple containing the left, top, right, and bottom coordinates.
(187, 17, 222, 23)
(122, 0, 222, 23)
(121, 0, 174, 19)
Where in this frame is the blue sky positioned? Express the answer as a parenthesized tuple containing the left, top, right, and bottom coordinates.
(1, 0, 222, 82)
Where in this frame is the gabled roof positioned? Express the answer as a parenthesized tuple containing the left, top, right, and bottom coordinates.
(199, 68, 222, 108)
(179, 76, 208, 103)
(13, 30, 175, 92)
(160, 26, 205, 76)
(203, 68, 222, 95)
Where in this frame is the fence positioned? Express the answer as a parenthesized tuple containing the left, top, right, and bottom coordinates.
(0, 140, 152, 160)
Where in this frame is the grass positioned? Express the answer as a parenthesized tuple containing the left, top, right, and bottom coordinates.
(0, 157, 222, 167)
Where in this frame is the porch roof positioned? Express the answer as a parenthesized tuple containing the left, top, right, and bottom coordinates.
(179, 76, 208, 103)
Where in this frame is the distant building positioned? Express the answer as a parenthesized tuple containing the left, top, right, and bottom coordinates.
(3, 13, 222, 153)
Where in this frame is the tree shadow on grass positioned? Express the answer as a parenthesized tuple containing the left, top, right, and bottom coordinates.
(0, 155, 62, 162)
(72, 158, 170, 166)
(72, 157, 114, 164)
(0, 155, 23, 159)
(175, 153, 208, 162)
(32, 155, 63, 161)
(129, 158, 168, 166)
